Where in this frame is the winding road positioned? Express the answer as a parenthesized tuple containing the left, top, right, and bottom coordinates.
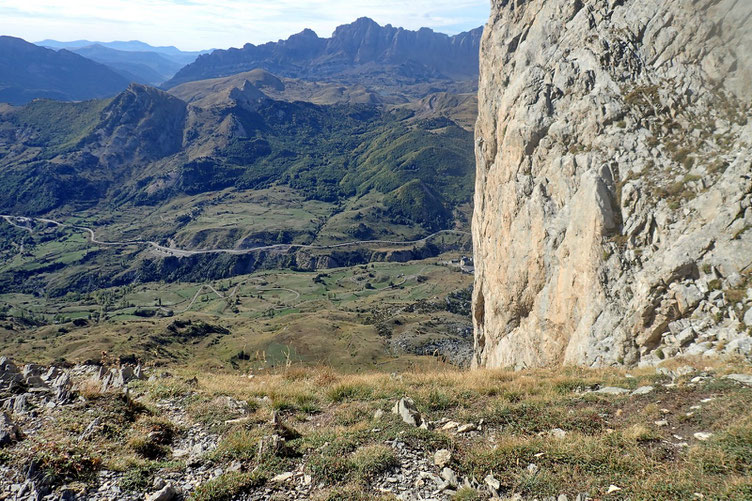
(0, 214, 469, 257)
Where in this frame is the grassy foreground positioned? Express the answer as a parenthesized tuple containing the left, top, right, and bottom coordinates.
(4, 357, 752, 500)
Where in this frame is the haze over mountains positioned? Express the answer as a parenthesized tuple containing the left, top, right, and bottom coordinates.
(37, 40, 212, 86)
(0, 36, 130, 105)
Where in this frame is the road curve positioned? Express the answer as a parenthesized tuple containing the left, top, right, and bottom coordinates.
(0, 214, 469, 257)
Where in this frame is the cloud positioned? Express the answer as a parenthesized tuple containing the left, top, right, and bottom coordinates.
(0, 0, 489, 50)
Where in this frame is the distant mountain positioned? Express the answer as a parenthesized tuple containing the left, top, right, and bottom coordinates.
(164, 17, 482, 95)
(68, 45, 186, 85)
(0, 36, 130, 105)
(36, 39, 210, 65)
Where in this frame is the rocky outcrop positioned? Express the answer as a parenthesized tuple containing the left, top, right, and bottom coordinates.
(473, 0, 752, 368)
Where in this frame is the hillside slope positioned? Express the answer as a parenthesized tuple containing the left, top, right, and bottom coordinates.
(473, 0, 752, 368)
(0, 73, 475, 296)
(0, 36, 130, 105)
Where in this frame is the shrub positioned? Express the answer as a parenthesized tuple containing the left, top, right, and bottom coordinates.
(30, 440, 101, 486)
(189, 471, 267, 501)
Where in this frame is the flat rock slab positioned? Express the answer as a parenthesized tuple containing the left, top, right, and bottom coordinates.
(632, 386, 655, 396)
(725, 374, 752, 386)
(595, 387, 631, 395)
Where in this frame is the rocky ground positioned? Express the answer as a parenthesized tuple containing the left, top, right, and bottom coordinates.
(1, 356, 752, 500)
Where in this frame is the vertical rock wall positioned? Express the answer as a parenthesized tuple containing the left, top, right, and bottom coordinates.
(473, 0, 752, 368)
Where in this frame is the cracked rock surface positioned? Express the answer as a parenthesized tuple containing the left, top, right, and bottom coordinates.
(473, 0, 752, 368)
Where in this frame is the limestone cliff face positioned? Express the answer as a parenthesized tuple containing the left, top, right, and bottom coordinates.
(473, 0, 752, 368)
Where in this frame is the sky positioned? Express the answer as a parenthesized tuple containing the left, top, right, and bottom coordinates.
(0, 0, 490, 51)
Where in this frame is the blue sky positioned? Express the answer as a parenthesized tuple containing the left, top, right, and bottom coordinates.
(0, 0, 490, 51)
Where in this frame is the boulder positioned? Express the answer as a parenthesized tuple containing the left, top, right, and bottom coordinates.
(0, 356, 17, 373)
(434, 449, 452, 467)
(676, 327, 697, 347)
(392, 397, 422, 427)
(0, 412, 22, 446)
(725, 374, 752, 386)
(146, 484, 179, 501)
(632, 386, 654, 396)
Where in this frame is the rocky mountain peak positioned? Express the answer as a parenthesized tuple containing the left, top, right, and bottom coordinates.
(89, 83, 187, 167)
(473, 0, 752, 368)
(163, 18, 482, 91)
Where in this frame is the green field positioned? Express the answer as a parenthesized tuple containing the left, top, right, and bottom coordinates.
(0, 253, 473, 372)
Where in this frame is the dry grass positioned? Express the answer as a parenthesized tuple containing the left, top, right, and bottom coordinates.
(3, 358, 752, 500)
(173, 359, 752, 499)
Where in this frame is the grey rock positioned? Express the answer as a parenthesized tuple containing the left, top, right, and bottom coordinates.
(743, 308, 752, 326)
(456, 423, 477, 433)
(726, 273, 744, 289)
(52, 372, 71, 389)
(0, 411, 22, 446)
(146, 484, 179, 501)
(725, 336, 752, 356)
(24, 375, 46, 388)
(484, 473, 500, 492)
(12, 393, 28, 414)
(440, 467, 458, 488)
(676, 327, 697, 347)
(685, 342, 713, 356)
(725, 374, 752, 386)
(434, 449, 452, 467)
(694, 432, 713, 441)
(675, 284, 704, 314)
(472, 0, 752, 369)
(675, 366, 696, 377)
(41, 367, 60, 382)
(21, 364, 42, 378)
(595, 387, 631, 395)
(78, 417, 101, 441)
(550, 428, 567, 439)
(392, 398, 422, 427)
(632, 386, 655, 396)
(0, 356, 18, 373)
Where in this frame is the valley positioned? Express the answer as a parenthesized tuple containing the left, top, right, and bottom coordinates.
(0, 18, 481, 371)
(0, 252, 473, 371)
(1, 3, 752, 501)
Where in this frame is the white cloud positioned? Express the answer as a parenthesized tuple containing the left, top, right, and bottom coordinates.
(0, 0, 489, 50)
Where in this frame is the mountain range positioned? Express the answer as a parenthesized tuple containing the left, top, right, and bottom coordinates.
(0, 36, 130, 105)
(0, 18, 480, 296)
(37, 40, 212, 85)
(0, 18, 481, 105)
(36, 39, 208, 62)
(165, 17, 482, 96)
